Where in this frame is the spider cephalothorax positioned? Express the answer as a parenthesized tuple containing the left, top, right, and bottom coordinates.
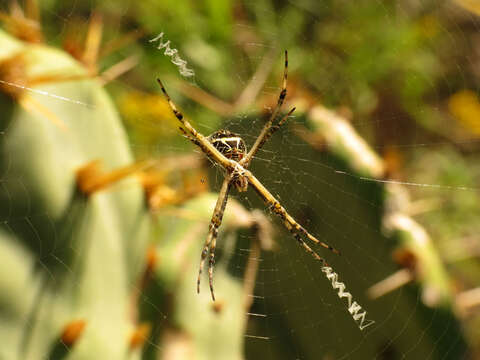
(207, 130, 248, 192)
(207, 130, 247, 161)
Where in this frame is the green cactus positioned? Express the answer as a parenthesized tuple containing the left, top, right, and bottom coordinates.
(0, 27, 150, 359)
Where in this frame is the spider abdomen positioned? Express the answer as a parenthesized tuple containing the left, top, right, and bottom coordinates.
(207, 130, 247, 161)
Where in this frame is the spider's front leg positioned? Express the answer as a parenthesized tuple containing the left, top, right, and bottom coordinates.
(157, 78, 239, 172)
(197, 176, 232, 301)
(241, 50, 290, 168)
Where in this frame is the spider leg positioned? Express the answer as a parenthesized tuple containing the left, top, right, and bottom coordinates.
(157, 78, 198, 138)
(291, 228, 329, 265)
(208, 225, 219, 300)
(283, 207, 340, 254)
(241, 50, 289, 168)
(157, 78, 236, 171)
(197, 176, 231, 301)
(246, 170, 341, 255)
(178, 126, 201, 147)
(256, 106, 296, 152)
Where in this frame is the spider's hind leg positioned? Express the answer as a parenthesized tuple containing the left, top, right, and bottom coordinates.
(247, 172, 341, 256)
(197, 177, 232, 301)
(281, 206, 341, 255)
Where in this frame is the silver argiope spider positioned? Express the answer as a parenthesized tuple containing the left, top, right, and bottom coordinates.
(157, 50, 340, 301)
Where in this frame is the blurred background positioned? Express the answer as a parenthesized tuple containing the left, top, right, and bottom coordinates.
(1, 0, 480, 359)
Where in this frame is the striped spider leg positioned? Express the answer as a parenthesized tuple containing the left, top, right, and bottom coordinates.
(240, 50, 289, 169)
(157, 50, 339, 302)
(197, 175, 231, 300)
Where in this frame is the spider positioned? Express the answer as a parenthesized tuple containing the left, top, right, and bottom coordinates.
(157, 50, 340, 301)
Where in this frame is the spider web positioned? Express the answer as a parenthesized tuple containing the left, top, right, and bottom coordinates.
(0, 0, 478, 359)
